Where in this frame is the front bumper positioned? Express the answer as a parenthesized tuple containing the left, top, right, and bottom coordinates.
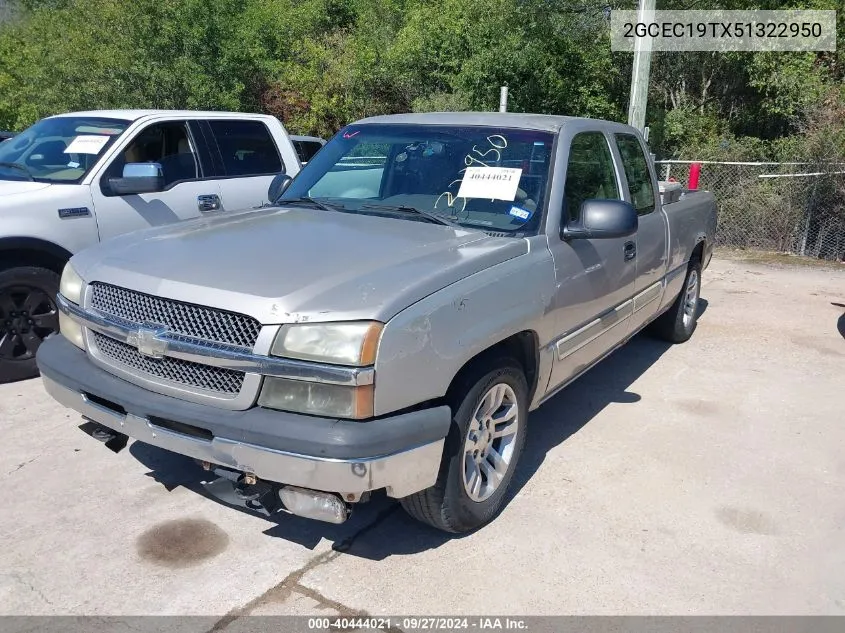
(37, 335, 451, 499)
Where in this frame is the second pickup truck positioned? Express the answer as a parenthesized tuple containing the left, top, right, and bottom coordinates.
(0, 110, 300, 383)
(38, 112, 716, 533)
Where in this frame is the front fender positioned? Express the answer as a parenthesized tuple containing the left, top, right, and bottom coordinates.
(0, 184, 98, 257)
(373, 242, 557, 416)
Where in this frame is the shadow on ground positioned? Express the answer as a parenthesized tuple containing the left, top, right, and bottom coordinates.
(129, 301, 707, 560)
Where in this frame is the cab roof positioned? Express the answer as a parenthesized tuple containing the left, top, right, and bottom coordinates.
(354, 112, 639, 134)
(47, 110, 273, 122)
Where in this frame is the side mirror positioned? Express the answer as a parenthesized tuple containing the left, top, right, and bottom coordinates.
(267, 173, 292, 204)
(108, 162, 164, 195)
(562, 199, 637, 240)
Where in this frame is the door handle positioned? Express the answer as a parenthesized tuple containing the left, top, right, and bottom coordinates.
(623, 240, 637, 261)
(197, 194, 221, 213)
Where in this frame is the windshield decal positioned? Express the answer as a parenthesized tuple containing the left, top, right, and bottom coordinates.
(508, 206, 533, 222)
(457, 166, 522, 201)
(64, 135, 110, 154)
(342, 130, 360, 139)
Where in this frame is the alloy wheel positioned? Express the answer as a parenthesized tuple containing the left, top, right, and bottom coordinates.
(462, 382, 520, 502)
(0, 285, 59, 362)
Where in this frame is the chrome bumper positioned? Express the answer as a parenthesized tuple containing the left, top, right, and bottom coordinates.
(42, 375, 444, 499)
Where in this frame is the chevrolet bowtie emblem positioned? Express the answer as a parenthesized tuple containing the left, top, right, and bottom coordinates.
(126, 325, 169, 359)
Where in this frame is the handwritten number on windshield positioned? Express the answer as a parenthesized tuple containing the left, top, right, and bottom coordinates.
(435, 135, 508, 213)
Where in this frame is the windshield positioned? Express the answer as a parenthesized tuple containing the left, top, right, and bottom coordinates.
(0, 116, 129, 183)
(282, 124, 555, 234)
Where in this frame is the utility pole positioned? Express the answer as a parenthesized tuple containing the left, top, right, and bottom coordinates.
(627, 0, 655, 134)
(499, 86, 509, 113)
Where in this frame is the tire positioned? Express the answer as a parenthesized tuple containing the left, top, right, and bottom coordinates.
(0, 266, 61, 383)
(400, 359, 528, 533)
(650, 257, 702, 344)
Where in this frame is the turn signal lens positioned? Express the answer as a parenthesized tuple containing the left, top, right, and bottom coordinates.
(258, 377, 373, 419)
(59, 312, 85, 350)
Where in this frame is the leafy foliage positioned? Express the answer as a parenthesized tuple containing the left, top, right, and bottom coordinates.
(0, 0, 843, 165)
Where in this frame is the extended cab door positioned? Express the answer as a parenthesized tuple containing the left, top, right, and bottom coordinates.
(90, 118, 221, 241)
(201, 118, 293, 211)
(613, 133, 669, 333)
(545, 128, 636, 392)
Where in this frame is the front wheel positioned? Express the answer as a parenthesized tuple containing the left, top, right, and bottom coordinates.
(400, 360, 528, 533)
(0, 266, 61, 383)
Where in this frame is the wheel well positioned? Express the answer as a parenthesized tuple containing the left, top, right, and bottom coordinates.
(0, 238, 71, 275)
(691, 240, 705, 264)
(445, 331, 540, 409)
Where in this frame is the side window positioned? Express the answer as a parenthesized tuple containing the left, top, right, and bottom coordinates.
(615, 133, 655, 215)
(563, 131, 620, 222)
(101, 121, 198, 195)
(208, 120, 283, 177)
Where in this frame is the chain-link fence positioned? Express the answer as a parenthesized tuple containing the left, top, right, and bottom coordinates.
(655, 160, 845, 261)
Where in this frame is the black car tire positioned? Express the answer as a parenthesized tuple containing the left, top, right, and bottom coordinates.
(400, 358, 528, 533)
(650, 258, 702, 344)
(0, 266, 61, 383)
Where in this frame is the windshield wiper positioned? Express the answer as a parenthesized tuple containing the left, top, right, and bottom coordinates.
(282, 196, 345, 212)
(358, 203, 462, 228)
(0, 162, 33, 181)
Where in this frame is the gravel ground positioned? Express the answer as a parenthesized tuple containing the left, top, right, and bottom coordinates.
(1, 254, 843, 621)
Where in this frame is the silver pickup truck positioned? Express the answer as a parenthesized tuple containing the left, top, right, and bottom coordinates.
(37, 113, 716, 533)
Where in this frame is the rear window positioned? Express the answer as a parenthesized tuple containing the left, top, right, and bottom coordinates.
(208, 120, 283, 177)
(293, 140, 323, 163)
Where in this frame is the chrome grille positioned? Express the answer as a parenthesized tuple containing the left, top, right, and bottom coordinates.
(90, 282, 260, 349)
(92, 332, 244, 395)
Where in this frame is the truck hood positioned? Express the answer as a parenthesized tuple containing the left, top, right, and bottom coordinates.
(72, 206, 527, 324)
(0, 180, 52, 197)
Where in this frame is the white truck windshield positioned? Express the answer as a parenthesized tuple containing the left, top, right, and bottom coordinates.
(0, 116, 129, 184)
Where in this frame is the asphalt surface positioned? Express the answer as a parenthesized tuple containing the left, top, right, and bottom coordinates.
(1, 255, 844, 620)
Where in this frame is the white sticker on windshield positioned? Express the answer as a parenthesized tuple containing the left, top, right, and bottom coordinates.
(457, 167, 522, 201)
(63, 135, 110, 155)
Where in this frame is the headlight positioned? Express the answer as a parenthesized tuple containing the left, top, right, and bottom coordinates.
(59, 262, 84, 305)
(271, 321, 383, 366)
(258, 378, 373, 419)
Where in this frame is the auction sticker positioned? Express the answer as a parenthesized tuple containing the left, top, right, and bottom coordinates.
(64, 135, 111, 154)
(457, 167, 522, 201)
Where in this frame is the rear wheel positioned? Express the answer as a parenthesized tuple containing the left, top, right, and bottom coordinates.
(650, 258, 702, 343)
(400, 359, 528, 533)
(0, 266, 60, 383)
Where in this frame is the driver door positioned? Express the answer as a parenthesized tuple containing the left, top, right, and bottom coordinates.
(90, 119, 221, 241)
(546, 128, 636, 392)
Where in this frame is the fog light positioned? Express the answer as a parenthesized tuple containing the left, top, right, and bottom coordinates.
(59, 312, 85, 350)
(279, 486, 349, 524)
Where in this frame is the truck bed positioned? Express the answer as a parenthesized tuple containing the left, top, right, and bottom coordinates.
(664, 190, 718, 271)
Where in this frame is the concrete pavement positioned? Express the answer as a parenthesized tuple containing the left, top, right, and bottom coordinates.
(1, 255, 843, 619)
